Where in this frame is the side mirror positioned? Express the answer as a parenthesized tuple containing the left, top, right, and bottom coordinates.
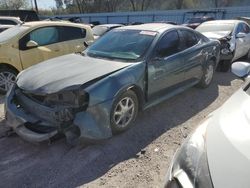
(26, 40, 38, 48)
(231, 61, 250, 79)
(83, 40, 94, 48)
(236, 32, 247, 38)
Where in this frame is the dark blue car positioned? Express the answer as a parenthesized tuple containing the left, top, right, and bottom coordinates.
(5, 23, 220, 145)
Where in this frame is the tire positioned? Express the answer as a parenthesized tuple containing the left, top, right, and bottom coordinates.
(0, 67, 18, 94)
(110, 90, 139, 134)
(217, 60, 231, 72)
(196, 60, 215, 88)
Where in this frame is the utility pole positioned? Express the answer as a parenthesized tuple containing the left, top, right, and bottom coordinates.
(34, 0, 38, 13)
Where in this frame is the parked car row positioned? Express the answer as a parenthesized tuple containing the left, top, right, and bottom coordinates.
(0, 14, 250, 187)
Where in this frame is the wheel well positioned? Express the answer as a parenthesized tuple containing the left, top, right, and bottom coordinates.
(0, 63, 19, 73)
(127, 85, 145, 111)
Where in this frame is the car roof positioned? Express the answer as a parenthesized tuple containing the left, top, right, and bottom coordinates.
(0, 16, 20, 20)
(119, 23, 178, 32)
(22, 21, 91, 28)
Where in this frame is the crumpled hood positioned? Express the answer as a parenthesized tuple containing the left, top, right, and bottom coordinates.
(201, 31, 230, 39)
(206, 88, 250, 188)
(17, 54, 132, 94)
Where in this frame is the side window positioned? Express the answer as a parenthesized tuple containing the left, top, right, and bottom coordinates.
(30, 27, 59, 46)
(236, 23, 244, 34)
(155, 30, 180, 58)
(60, 26, 86, 42)
(242, 23, 250, 34)
(19, 27, 59, 50)
(0, 19, 17, 25)
(179, 30, 198, 50)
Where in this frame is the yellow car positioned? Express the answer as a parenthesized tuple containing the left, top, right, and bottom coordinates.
(0, 21, 94, 93)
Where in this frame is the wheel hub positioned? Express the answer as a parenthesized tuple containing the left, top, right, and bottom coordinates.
(0, 71, 16, 92)
(113, 97, 135, 128)
(205, 65, 213, 84)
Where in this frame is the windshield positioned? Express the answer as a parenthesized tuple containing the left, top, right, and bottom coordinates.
(0, 25, 29, 43)
(92, 26, 108, 36)
(196, 23, 234, 33)
(87, 29, 156, 61)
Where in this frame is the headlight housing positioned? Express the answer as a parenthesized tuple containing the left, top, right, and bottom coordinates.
(165, 119, 213, 188)
(32, 90, 89, 109)
(220, 39, 232, 55)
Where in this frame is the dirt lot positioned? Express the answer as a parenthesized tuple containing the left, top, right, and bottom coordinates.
(0, 72, 243, 188)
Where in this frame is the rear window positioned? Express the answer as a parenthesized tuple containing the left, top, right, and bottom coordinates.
(60, 26, 86, 41)
(0, 19, 17, 25)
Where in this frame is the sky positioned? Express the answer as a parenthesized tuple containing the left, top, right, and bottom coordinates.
(31, 0, 56, 10)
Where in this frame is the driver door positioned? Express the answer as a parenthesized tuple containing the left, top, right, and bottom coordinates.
(147, 30, 185, 100)
(19, 26, 62, 69)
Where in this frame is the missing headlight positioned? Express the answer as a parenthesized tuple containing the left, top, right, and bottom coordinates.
(43, 90, 89, 109)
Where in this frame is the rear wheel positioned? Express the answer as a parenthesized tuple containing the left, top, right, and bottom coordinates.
(0, 67, 17, 94)
(110, 90, 138, 134)
(196, 60, 215, 88)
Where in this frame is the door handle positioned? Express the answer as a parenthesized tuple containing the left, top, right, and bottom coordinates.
(54, 48, 60, 52)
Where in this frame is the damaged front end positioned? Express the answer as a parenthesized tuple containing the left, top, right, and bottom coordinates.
(5, 84, 113, 144)
(219, 36, 234, 61)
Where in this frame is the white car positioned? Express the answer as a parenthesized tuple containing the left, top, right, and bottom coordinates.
(0, 16, 22, 32)
(165, 61, 250, 188)
(196, 20, 250, 72)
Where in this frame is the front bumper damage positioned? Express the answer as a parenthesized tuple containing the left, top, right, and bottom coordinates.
(5, 85, 113, 144)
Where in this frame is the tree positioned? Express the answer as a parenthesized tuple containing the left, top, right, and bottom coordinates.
(55, 0, 64, 9)
(175, 0, 184, 9)
(129, 0, 153, 11)
(0, 0, 28, 10)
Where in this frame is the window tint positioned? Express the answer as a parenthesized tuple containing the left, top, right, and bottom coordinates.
(156, 30, 180, 58)
(236, 23, 245, 34)
(30, 27, 59, 46)
(242, 23, 250, 34)
(60, 26, 86, 42)
(19, 27, 59, 50)
(179, 30, 198, 50)
(0, 19, 17, 25)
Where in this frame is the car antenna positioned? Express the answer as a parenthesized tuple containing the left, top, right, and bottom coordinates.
(21, 15, 28, 25)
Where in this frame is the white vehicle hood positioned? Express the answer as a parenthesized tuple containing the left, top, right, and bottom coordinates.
(201, 31, 230, 39)
(206, 88, 250, 188)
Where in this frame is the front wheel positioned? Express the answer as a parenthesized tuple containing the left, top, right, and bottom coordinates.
(110, 90, 139, 134)
(196, 61, 215, 88)
(0, 67, 17, 94)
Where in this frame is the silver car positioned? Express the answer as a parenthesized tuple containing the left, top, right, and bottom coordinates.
(165, 61, 250, 188)
(196, 20, 250, 72)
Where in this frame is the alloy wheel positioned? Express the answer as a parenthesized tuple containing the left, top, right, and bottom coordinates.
(204, 65, 214, 85)
(113, 96, 135, 128)
(0, 71, 16, 92)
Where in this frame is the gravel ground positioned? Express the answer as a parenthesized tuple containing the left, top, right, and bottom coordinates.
(0, 72, 243, 188)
